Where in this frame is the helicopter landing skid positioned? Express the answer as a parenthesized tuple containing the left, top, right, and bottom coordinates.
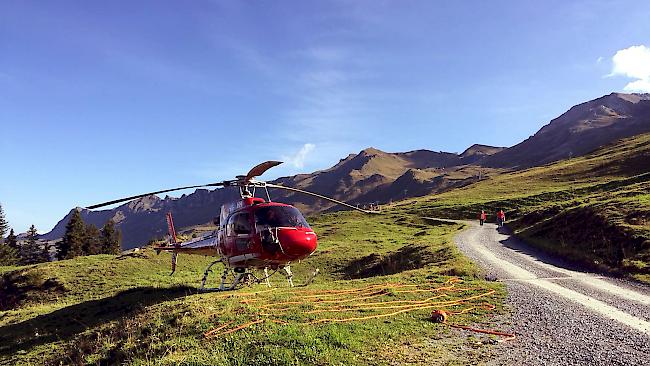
(199, 259, 245, 292)
(283, 265, 294, 287)
(199, 260, 320, 292)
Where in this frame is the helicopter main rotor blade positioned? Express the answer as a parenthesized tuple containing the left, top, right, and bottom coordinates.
(265, 183, 379, 214)
(86, 182, 225, 210)
(245, 161, 283, 182)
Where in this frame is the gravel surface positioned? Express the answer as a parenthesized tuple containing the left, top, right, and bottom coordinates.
(451, 220, 650, 366)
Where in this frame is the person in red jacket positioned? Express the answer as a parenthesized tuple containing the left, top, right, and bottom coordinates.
(497, 210, 506, 227)
(479, 210, 487, 226)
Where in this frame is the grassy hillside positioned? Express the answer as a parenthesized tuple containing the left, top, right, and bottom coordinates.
(397, 133, 650, 283)
(1, 212, 505, 365)
(7, 133, 646, 364)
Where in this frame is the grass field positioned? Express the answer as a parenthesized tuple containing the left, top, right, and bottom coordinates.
(5, 134, 646, 364)
(395, 133, 650, 283)
(0, 212, 506, 365)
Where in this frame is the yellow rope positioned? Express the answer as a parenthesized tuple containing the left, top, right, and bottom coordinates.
(203, 277, 514, 340)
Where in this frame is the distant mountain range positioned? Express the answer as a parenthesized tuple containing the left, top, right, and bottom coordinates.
(482, 93, 650, 168)
(41, 92, 650, 249)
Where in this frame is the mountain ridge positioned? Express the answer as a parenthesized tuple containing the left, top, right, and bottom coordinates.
(480, 92, 650, 168)
(41, 92, 650, 248)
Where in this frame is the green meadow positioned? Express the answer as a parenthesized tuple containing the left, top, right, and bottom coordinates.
(3, 134, 647, 365)
(1, 213, 504, 365)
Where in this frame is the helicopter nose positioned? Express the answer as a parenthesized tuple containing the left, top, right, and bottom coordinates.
(277, 228, 318, 259)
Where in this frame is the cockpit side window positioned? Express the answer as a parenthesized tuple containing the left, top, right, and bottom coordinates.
(254, 206, 310, 228)
(227, 212, 251, 235)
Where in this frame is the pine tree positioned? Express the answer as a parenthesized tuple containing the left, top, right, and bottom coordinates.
(0, 242, 19, 266)
(57, 209, 86, 260)
(83, 224, 101, 255)
(6, 229, 18, 249)
(0, 227, 19, 266)
(42, 240, 51, 262)
(21, 224, 43, 264)
(0, 203, 8, 245)
(101, 219, 121, 255)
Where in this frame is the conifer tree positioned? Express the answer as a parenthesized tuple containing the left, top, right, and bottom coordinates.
(0, 203, 8, 244)
(0, 206, 21, 265)
(57, 209, 86, 260)
(42, 240, 51, 262)
(6, 229, 18, 249)
(0, 227, 19, 266)
(22, 224, 43, 264)
(101, 219, 121, 254)
(0, 242, 19, 265)
(83, 224, 101, 255)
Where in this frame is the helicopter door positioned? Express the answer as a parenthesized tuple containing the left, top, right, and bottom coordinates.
(227, 212, 253, 254)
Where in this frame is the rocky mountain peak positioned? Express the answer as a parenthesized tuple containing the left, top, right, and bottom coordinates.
(482, 92, 650, 168)
(359, 147, 385, 156)
(126, 195, 162, 213)
(611, 92, 650, 104)
(460, 144, 505, 158)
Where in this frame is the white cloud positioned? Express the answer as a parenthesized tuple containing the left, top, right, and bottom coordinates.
(610, 45, 650, 92)
(624, 79, 650, 93)
(282, 143, 316, 169)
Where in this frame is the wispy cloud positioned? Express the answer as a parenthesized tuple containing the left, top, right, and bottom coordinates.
(228, 41, 374, 151)
(282, 143, 316, 169)
(213, 5, 394, 167)
(299, 70, 348, 88)
(303, 46, 349, 63)
(282, 42, 377, 150)
(609, 45, 650, 92)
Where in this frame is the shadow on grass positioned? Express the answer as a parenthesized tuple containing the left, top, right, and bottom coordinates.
(0, 286, 195, 356)
(340, 244, 454, 279)
(496, 226, 597, 275)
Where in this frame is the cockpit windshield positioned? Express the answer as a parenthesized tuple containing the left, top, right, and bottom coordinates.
(254, 206, 310, 228)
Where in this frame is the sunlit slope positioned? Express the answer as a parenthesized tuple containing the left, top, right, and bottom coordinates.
(1, 212, 504, 365)
(397, 133, 650, 282)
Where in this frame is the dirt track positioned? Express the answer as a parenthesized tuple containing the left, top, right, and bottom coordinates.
(451, 220, 650, 366)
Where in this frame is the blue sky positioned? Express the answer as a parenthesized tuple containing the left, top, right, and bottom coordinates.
(2, 1, 649, 233)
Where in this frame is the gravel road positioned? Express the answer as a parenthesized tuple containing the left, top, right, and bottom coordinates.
(451, 220, 650, 366)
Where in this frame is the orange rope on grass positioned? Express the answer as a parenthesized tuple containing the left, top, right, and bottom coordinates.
(204, 319, 264, 338)
(203, 321, 235, 337)
(202, 277, 514, 341)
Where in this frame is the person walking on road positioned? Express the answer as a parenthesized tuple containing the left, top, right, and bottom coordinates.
(479, 210, 487, 226)
(496, 209, 506, 227)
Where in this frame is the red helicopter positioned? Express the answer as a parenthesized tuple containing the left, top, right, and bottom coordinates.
(87, 161, 379, 291)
